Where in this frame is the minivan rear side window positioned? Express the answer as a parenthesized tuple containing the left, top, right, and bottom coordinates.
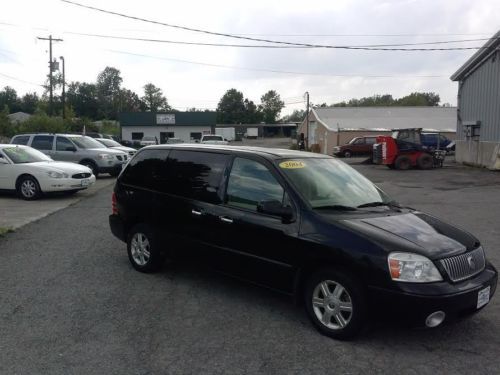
(226, 157, 284, 212)
(120, 149, 169, 190)
(167, 150, 228, 203)
(11, 135, 30, 145)
(31, 135, 54, 150)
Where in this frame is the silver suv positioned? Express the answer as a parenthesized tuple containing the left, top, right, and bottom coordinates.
(10, 134, 128, 177)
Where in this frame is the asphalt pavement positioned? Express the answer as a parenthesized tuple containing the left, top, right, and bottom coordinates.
(0, 162, 499, 374)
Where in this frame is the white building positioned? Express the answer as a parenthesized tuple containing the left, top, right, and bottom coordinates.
(119, 112, 216, 143)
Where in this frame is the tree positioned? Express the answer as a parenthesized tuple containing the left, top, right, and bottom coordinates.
(20, 92, 39, 114)
(96, 67, 123, 119)
(396, 92, 440, 106)
(243, 99, 263, 123)
(120, 89, 145, 112)
(0, 105, 16, 137)
(260, 90, 284, 123)
(216, 89, 246, 124)
(281, 109, 305, 123)
(141, 83, 170, 112)
(0, 86, 21, 113)
(67, 82, 99, 120)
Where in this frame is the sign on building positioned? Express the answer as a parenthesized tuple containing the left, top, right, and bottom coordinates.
(156, 114, 175, 124)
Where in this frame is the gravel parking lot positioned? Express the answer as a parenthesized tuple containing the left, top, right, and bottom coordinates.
(0, 145, 499, 374)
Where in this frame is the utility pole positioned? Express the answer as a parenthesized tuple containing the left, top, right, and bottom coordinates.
(60, 56, 66, 120)
(305, 91, 310, 150)
(37, 35, 63, 116)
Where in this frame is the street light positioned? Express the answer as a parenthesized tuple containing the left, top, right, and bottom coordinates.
(59, 56, 65, 120)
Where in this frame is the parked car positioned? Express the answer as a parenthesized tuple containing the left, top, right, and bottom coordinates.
(0, 144, 95, 200)
(200, 134, 229, 145)
(332, 136, 377, 157)
(10, 134, 128, 177)
(85, 132, 117, 141)
(421, 133, 453, 150)
(140, 136, 158, 146)
(94, 138, 137, 157)
(109, 144, 497, 339)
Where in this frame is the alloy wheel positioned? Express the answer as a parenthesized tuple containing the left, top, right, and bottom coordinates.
(130, 232, 151, 266)
(21, 180, 37, 198)
(312, 280, 353, 329)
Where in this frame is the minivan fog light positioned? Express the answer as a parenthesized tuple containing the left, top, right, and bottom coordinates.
(425, 311, 446, 328)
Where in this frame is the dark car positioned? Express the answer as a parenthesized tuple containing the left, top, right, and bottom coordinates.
(332, 136, 377, 158)
(109, 144, 497, 339)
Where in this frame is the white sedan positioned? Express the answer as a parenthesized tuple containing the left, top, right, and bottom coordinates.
(0, 144, 96, 200)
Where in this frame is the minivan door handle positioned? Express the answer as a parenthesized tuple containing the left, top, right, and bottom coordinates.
(191, 209, 203, 216)
(219, 216, 233, 224)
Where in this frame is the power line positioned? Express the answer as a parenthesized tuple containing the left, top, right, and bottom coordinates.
(0, 72, 43, 87)
(65, 31, 494, 48)
(105, 49, 449, 78)
(60, 1, 487, 51)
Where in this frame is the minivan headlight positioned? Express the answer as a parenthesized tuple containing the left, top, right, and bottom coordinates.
(98, 153, 114, 160)
(388, 252, 443, 283)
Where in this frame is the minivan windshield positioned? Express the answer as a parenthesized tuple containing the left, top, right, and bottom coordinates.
(3, 146, 52, 164)
(68, 136, 106, 149)
(278, 158, 391, 209)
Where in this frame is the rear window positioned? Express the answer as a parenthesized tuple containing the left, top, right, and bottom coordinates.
(11, 135, 30, 145)
(167, 150, 229, 203)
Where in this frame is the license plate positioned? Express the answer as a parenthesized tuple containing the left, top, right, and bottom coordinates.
(477, 286, 490, 309)
(81, 179, 90, 187)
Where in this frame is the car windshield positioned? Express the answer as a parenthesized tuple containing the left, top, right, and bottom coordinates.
(3, 146, 52, 164)
(99, 139, 121, 147)
(69, 136, 106, 149)
(203, 136, 223, 141)
(278, 158, 390, 209)
(348, 138, 358, 144)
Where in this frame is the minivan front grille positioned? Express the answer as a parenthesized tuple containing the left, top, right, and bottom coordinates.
(440, 247, 485, 282)
(72, 172, 91, 179)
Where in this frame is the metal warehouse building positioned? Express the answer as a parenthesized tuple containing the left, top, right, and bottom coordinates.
(119, 112, 216, 143)
(450, 30, 500, 170)
(298, 107, 457, 155)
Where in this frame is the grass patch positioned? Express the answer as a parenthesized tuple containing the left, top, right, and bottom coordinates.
(0, 227, 14, 237)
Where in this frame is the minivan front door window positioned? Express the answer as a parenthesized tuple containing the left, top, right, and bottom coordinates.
(226, 157, 285, 212)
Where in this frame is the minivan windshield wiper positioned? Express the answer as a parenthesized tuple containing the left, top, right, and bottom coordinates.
(313, 205, 358, 211)
(357, 201, 400, 208)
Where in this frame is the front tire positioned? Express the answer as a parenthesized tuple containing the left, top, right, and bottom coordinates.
(343, 150, 352, 158)
(80, 160, 99, 178)
(127, 224, 164, 273)
(17, 176, 41, 200)
(304, 268, 367, 340)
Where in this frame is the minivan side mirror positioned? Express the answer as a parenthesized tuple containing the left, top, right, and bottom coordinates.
(66, 146, 77, 152)
(257, 200, 294, 222)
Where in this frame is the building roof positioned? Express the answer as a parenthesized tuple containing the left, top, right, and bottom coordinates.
(7, 112, 31, 123)
(450, 30, 500, 81)
(119, 111, 216, 127)
(311, 106, 457, 132)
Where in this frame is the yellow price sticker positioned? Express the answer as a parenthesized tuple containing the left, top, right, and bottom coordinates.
(279, 161, 306, 169)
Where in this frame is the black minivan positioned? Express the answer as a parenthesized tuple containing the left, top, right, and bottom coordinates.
(109, 144, 497, 339)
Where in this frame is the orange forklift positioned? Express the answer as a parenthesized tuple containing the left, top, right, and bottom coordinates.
(373, 128, 446, 170)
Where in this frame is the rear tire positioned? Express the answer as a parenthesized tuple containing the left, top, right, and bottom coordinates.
(127, 223, 164, 273)
(304, 268, 367, 340)
(17, 175, 41, 200)
(417, 154, 433, 170)
(394, 155, 411, 170)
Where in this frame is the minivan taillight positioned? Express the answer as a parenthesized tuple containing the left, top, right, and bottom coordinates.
(112, 192, 118, 215)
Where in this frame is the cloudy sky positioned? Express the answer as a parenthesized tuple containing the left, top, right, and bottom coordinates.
(0, 0, 498, 115)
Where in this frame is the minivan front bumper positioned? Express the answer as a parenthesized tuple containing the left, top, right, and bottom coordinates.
(368, 263, 497, 325)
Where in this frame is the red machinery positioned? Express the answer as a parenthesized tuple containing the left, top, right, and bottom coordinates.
(373, 128, 445, 170)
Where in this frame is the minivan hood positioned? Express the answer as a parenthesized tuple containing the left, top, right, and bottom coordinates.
(337, 212, 478, 259)
(87, 148, 125, 155)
